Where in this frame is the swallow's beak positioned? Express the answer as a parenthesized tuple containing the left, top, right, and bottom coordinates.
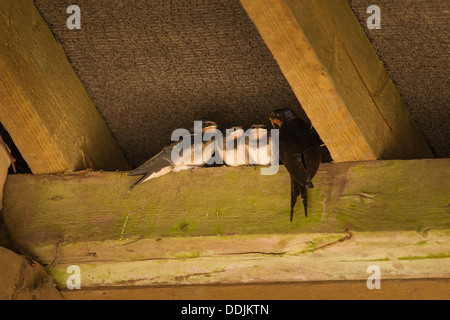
(269, 116, 282, 128)
(202, 125, 218, 133)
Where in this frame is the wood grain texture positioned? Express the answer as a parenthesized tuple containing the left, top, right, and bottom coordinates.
(0, 246, 62, 300)
(239, 0, 433, 162)
(44, 230, 450, 288)
(3, 160, 449, 241)
(0, 0, 129, 174)
(348, 0, 450, 158)
(60, 279, 450, 300)
(2, 159, 449, 288)
(0, 141, 10, 211)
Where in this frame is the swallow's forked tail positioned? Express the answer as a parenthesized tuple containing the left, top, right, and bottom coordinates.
(127, 148, 174, 191)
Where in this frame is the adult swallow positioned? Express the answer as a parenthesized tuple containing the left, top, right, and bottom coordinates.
(128, 120, 218, 190)
(270, 108, 322, 221)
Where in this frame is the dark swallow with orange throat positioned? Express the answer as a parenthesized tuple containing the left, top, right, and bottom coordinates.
(270, 108, 323, 221)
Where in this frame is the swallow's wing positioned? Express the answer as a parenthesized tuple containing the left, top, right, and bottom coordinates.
(128, 145, 174, 190)
(128, 144, 174, 177)
(281, 150, 311, 188)
(290, 175, 300, 221)
(300, 185, 308, 217)
(128, 164, 173, 191)
(128, 173, 151, 191)
(127, 143, 177, 192)
(303, 145, 322, 181)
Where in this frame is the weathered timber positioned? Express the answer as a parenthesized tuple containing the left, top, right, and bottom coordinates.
(239, 0, 433, 161)
(0, 140, 10, 211)
(4, 160, 449, 241)
(35, 230, 450, 288)
(0, 0, 129, 174)
(0, 246, 62, 300)
(60, 279, 450, 300)
(2, 160, 449, 288)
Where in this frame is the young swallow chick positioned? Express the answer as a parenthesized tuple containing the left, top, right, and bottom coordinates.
(217, 126, 248, 167)
(218, 125, 274, 167)
(128, 120, 218, 191)
(247, 124, 272, 166)
(270, 108, 323, 221)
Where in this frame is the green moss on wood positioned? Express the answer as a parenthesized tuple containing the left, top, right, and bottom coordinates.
(398, 253, 450, 260)
(2, 160, 450, 246)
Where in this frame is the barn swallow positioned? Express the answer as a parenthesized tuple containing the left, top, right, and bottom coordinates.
(218, 126, 247, 166)
(219, 125, 273, 167)
(270, 108, 322, 221)
(128, 120, 218, 190)
(247, 124, 272, 166)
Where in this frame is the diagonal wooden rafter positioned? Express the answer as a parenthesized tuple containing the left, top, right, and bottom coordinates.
(240, 0, 433, 162)
(0, 0, 130, 174)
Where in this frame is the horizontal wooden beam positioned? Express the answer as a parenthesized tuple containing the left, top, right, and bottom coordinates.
(38, 231, 450, 289)
(0, 0, 130, 174)
(4, 160, 449, 239)
(60, 279, 450, 300)
(240, 0, 433, 161)
(2, 159, 449, 289)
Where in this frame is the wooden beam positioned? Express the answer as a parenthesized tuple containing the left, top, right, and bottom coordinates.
(0, 0, 129, 174)
(2, 160, 449, 288)
(60, 279, 450, 300)
(0, 246, 62, 300)
(240, 0, 433, 161)
(3, 160, 450, 239)
(34, 231, 450, 289)
(0, 138, 10, 211)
